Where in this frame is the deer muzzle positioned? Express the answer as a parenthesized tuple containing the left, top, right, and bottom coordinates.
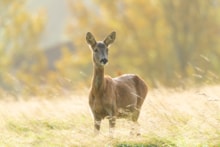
(100, 58, 108, 65)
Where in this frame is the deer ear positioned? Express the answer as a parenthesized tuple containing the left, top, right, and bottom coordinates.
(104, 31, 116, 47)
(86, 32, 97, 47)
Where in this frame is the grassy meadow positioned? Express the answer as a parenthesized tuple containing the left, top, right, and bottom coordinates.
(0, 85, 220, 147)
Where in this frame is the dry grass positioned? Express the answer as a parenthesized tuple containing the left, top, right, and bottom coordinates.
(0, 85, 220, 146)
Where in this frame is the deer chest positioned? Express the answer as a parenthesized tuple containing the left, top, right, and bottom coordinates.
(89, 97, 108, 118)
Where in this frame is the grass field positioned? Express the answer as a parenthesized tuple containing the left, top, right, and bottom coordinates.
(0, 85, 220, 147)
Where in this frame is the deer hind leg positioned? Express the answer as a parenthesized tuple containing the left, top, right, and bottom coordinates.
(130, 109, 141, 136)
(130, 88, 146, 136)
(130, 121, 140, 136)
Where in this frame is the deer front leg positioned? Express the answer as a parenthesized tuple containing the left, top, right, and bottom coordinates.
(94, 116, 101, 135)
(107, 109, 117, 137)
(109, 116, 116, 137)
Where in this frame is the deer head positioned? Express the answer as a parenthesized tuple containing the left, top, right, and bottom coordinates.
(86, 32, 116, 67)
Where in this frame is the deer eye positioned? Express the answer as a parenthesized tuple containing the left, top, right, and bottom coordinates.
(94, 49, 98, 52)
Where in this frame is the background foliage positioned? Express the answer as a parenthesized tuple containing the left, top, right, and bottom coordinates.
(1, 0, 220, 96)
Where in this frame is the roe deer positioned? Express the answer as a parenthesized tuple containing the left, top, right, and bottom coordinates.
(86, 31, 148, 136)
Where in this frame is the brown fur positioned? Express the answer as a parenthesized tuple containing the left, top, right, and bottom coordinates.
(86, 32, 148, 135)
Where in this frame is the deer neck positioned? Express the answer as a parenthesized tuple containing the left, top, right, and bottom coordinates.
(92, 65, 105, 93)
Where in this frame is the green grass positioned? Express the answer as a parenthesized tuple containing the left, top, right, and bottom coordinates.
(114, 137, 176, 147)
(0, 86, 220, 146)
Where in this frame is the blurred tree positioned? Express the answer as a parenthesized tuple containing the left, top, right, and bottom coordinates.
(0, 0, 47, 95)
(161, 0, 220, 79)
(55, 46, 90, 89)
(66, 0, 168, 86)
(65, 0, 220, 87)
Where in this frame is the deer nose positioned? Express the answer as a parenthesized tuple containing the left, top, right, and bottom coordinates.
(100, 58, 108, 65)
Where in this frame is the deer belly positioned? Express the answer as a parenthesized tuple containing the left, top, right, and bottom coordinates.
(115, 93, 137, 119)
(117, 107, 133, 118)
